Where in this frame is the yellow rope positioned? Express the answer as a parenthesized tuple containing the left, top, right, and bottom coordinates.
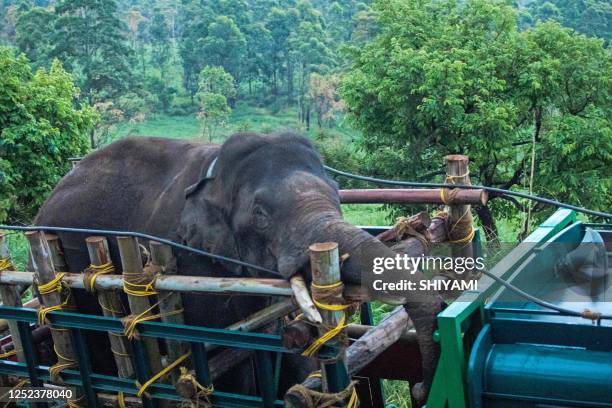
(347, 387, 358, 408)
(310, 281, 352, 311)
(302, 313, 348, 357)
(122, 297, 184, 340)
(66, 395, 85, 408)
(84, 262, 114, 292)
(2, 379, 28, 408)
(311, 281, 343, 290)
(37, 272, 65, 295)
(312, 298, 351, 312)
(0, 258, 13, 271)
(292, 370, 359, 408)
(448, 226, 475, 244)
(49, 344, 77, 382)
(99, 300, 124, 316)
(137, 351, 192, 397)
(123, 272, 158, 297)
(0, 349, 17, 359)
(117, 392, 126, 408)
(38, 292, 71, 326)
(177, 366, 214, 405)
(440, 170, 470, 205)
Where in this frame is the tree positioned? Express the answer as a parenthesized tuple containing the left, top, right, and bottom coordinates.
(198, 66, 237, 101)
(243, 22, 273, 96)
(196, 66, 235, 141)
(266, 7, 298, 97)
(341, 0, 611, 240)
(289, 1, 333, 122)
(200, 16, 247, 81)
(149, 8, 171, 77)
(52, 0, 134, 103)
(197, 93, 230, 142)
(526, 0, 611, 42)
(0, 48, 96, 223)
(15, 7, 56, 69)
(308, 73, 344, 128)
(177, 0, 214, 99)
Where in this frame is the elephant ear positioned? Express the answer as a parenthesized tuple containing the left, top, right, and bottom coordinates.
(178, 193, 243, 276)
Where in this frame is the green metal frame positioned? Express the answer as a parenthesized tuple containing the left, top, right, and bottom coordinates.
(425, 209, 577, 408)
(0, 305, 344, 407)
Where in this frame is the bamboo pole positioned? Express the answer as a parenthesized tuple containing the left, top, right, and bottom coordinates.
(444, 155, 475, 279)
(339, 188, 487, 205)
(116, 236, 163, 376)
(0, 271, 292, 295)
(26, 231, 84, 404)
(149, 241, 188, 381)
(308, 242, 349, 393)
(0, 233, 25, 362)
(0, 271, 380, 303)
(46, 235, 67, 272)
(85, 237, 134, 378)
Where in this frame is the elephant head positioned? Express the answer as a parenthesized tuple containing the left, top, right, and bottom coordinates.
(178, 132, 442, 401)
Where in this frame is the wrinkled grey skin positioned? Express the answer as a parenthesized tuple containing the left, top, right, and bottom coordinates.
(35, 132, 442, 401)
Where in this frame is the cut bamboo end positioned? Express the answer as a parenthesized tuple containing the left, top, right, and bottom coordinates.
(308, 242, 338, 252)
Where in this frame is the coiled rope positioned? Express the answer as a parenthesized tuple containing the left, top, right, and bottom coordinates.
(176, 366, 214, 407)
(301, 280, 354, 357)
(287, 371, 358, 408)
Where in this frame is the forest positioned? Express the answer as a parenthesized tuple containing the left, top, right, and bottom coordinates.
(0, 0, 610, 240)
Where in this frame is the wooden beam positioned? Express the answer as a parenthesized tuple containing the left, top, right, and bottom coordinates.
(26, 231, 85, 405)
(116, 236, 163, 376)
(339, 188, 487, 205)
(86, 236, 133, 378)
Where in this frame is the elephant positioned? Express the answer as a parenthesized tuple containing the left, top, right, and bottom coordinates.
(34, 132, 443, 403)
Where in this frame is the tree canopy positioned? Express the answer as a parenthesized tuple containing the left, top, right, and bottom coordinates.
(341, 0, 611, 239)
(0, 48, 96, 222)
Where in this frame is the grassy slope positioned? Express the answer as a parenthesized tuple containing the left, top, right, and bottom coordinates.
(106, 104, 359, 144)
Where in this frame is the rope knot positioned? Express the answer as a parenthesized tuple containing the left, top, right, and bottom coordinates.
(83, 262, 115, 292)
(286, 375, 358, 408)
(123, 263, 160, 297)
(177, 366, 214, 407)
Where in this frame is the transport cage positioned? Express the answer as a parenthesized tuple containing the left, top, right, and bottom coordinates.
(426, 209, 612, 408)
(0, 232, 349, 407)
(0, 225, 426, 408)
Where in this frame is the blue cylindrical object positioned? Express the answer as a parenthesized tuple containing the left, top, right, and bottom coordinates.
(480, 343, 612, 406)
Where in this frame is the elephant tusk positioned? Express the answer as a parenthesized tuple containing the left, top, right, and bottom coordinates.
(290, 275, 323, 324)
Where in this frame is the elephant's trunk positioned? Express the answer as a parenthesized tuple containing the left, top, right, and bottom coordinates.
(289, 216, 442, 403)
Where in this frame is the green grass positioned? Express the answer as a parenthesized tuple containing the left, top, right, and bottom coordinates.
(5, 233, 28, 271)
(105, 104, 358, 145)
(342, 204, 391, 226)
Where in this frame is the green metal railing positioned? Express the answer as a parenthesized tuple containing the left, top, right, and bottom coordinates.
(0, 304, 342, 407)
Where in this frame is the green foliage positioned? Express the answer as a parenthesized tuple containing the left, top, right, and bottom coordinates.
(197, 93, 231, 142)
(52, 0, 134, 102)
(0, 48, 96, 222)
(523, 0, 611, 42)
(341, 0, 611, 238)
(14, 7, 56, 69)
(200, 16, 247, 81)
(198, 66, 237, 100)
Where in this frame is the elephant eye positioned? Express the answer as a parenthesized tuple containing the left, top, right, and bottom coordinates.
(252, 205, 270, 230)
